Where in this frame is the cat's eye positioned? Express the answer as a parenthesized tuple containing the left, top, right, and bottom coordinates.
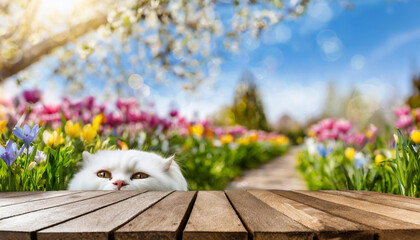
(131, 172, 149, 180)
(97, 170, 112, 179)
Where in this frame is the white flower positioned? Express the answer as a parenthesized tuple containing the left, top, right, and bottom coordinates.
(24, 146, 47, 164)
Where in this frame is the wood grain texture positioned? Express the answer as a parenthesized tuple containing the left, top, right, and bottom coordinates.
(250, 190, 374, 240)
(274, 190, 420, 240)
(183, 191, 247, 240)
(225, 190, 314, 240)
(320, 190, 420, 213)
(356, 191, 420, 205)
(115, 191, 196, 240)
(0, 191, 44, 198)
(0, 191, 140, 240)
(37, 191, 171, 240)
(0, 191, 106, 220)
(0, 191, 80, 207)
(297, 190, 420, 225)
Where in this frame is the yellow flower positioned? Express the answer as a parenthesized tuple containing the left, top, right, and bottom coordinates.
(80, 124, 97, 142)
(411, 130, 420, 144)
(0, 120, 7, 134)
(345, 147, 355, 160)
(236, 137, 250, 146)
(192, 124, 204, 137)
(65, 121, 80, 138)
(308, 129, 316, 138)
(365, 130, 373, 139)
(375, 154, 385, 165)
(249, 133, 258, 143)
(28, 161, 36, 171)
(220, 134, 233, 145)
(43, 129, 65, 148)
(119, 141, 128, 151)
(92, 113, 104, 131)
(274, 136, 289, 145)
(393, 134, 399, 144)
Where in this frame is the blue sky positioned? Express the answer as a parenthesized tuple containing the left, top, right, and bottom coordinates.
(150, 0, 420, 123)
(4, 0, 420, 124)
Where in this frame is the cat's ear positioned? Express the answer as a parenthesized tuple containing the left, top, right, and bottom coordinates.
(82, 151, 93, 162)
(163, 155, 174, 172)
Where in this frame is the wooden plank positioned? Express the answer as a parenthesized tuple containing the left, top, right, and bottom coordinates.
(321, 190, 420, 213)
(0, 191, 141, 240)
(37, 191, 171, 240)
(0, 191, 81, 207)
(225, 190, 314, 240)
(0, 192, 44, 198)
(249, 190, 374, 240)
(183, 191, 247, 240)
(0, 191, 107, 220)
(115, 191, 196, 240)
(274, 190, 420, 240)
(350, 190, 420, 205)
(297, 190, 420, 225)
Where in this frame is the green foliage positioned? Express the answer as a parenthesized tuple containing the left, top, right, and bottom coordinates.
(297, 131, 420, 197)
(213, 71, 270, 131)
(169, 135, 288, 190)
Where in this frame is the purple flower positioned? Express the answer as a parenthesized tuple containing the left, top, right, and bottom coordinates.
(23, 89, 42, 104)
(13, 124, 40, 148)
(0, 140, 24, 168)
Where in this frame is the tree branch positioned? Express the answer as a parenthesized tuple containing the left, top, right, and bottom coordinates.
(0, 12, 107, 82)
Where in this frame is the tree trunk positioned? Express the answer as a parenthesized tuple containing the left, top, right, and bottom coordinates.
(0, 13, 107, 82)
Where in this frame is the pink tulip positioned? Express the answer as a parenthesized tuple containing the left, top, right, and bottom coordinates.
(394, 105, 410, 118)
(335, 119, 352, 133)
(395, 115, 413, 129)
(320, 118, 335, 130)
(169, 110, 178, 117)
(23, 89, 42, 104)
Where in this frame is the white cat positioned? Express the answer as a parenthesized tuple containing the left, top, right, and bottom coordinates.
(67, 150, 188, 191)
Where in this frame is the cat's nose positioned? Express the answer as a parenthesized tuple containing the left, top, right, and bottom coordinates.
(113, 180, 128, 190)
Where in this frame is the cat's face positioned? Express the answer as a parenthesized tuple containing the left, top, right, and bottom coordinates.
(67, 150, 188, 191)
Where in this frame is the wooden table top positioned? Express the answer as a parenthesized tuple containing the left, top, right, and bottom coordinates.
(0, 190, 419, 240)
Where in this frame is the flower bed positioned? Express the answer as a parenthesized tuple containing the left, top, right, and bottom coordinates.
(298, 109, 420, 197)
(0, 90, 289, 191)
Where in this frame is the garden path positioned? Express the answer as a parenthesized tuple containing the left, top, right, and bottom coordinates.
(226, 146, 307, 190)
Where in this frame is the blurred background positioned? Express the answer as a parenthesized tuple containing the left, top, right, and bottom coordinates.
(1, 0, 419, 137)
(1, 0, 420, 191)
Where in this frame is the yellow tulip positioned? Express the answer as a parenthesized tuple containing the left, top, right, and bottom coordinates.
(220, 134, 233, 145)
(275, 136, 289, 145)
(92, 113, 104, 131)
(65, 121, 80, 138)
(192, 124, 204, 137)
(375, 154, 385, 165)
(119, 141, 128, 151)
(308, 129, 316, 138)
(344, 147, 355, 160)
(249, 133, 258, 143)
(411, 130, 420, 144)
(43, 129, 65, 148)
(0, 120, 7, 134)
(236, 137, 250, 146)
(80, 124, 97, 142)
